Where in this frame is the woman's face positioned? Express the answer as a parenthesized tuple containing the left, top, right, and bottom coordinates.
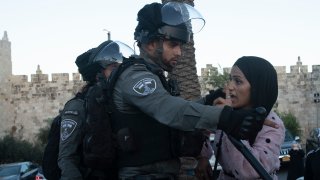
(228, 65, 252, 109)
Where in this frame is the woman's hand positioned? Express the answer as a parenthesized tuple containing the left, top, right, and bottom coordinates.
(195, 157, 213, 180)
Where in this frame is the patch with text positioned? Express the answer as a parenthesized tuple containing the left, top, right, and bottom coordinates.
(60, 119, 77, 141)
(133, 78, 157, 96)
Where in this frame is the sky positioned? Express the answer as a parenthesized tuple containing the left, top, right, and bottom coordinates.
(1, 0, 320, 77)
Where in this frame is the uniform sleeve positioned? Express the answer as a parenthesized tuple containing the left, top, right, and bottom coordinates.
(114, 64, 224, 131)
(215, 111, 285, 179)
(58, 99, 85, 180)
(194, 97, 206, 104)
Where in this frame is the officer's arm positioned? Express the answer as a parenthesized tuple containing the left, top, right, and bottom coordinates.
(58, 100, 84, 180)
(117, 66, 269, 140)
(117, 67, 223, 132)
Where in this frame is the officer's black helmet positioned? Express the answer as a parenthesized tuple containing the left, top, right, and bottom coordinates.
(90, 40, 134, 68)
(75, 40, 134, 81)
(134, 2, 205, 44)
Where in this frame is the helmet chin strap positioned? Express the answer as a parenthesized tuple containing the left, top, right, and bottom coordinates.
(154, 39, 173, 72)
(139, 38, 173, 72)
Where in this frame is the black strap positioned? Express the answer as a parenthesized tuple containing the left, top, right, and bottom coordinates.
(227, 135, 273, 180)
(213, 131, 224, 179)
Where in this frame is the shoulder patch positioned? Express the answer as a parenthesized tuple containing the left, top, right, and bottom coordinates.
(64, 110, 79, 116)
(132, 63, 148, 71)
(60, 119, 77, 141)
(133, 78, 157, 96)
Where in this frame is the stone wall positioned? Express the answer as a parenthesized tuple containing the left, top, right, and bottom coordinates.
(0, 71, 85, 142)
(1, 31, 320, 144)
(0, 31, 86, 142)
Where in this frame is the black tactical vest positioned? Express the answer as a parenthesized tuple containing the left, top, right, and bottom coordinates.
(108, 57, 181, 167)
(108, 57, 205, 167)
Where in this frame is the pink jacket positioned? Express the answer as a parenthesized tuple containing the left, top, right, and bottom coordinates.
(213, 111, 285, 180)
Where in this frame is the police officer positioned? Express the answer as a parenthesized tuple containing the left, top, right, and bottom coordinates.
(111, 2, 274, 179)
(58, 40, 134, 180)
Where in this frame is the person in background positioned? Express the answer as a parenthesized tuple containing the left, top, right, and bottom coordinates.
(287, 143, 305, 180)
(304, 134, 320, 180)
(212, 56, 285, 179)
(110, 2, 275, 179)
(58, 40, 134, 180)
(306, 128, 320, 154)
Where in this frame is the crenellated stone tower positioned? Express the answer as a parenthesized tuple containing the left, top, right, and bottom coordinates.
(0, 31, 85, 141)
(0, 31, 12, 83)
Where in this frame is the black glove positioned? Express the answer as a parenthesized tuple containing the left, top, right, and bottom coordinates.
(218, 106, 267, 140)
(204, 88, 225, 105)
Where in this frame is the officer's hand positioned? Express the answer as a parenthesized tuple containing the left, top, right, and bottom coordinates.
(218, 106, 267, 140)
(204, 88, 225, 105)
(213, 87, 231, 107)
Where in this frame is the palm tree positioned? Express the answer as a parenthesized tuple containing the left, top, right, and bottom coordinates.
(162, 1, 203, 179)
(162, 0, 201, 100)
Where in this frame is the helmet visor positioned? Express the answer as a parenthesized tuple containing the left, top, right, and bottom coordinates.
(93, 41, 134, 66)
(161, 2, 205, 33)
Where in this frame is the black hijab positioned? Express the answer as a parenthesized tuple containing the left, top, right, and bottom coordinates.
(233, 56, 278, 114)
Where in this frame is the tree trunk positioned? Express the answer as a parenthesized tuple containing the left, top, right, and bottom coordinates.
(162, 1, 201, 180)
(162, 0, 201, 101)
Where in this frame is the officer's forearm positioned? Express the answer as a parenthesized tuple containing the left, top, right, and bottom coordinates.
(194, 105, 223, 131)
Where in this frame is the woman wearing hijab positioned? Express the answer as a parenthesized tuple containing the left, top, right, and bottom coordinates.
(212, 56, 285, 179)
